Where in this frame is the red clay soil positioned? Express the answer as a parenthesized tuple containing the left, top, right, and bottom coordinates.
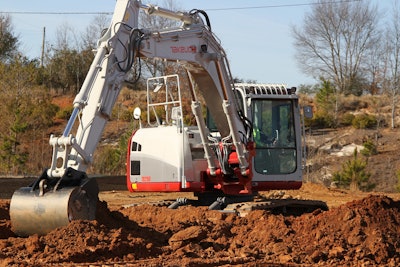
(0, 194, 399, 266)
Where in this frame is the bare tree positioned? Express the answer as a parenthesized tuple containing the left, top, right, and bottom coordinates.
(81, 14, 111, 51)
(139, 0, 182, 78)
(382, 2, 400, 129)
(363, 37, 386, 95)
(140, 0, 181, 30)
(46, 21, 95, 93)
(292, 0, 380, 95)
(54, 22, 79, 51)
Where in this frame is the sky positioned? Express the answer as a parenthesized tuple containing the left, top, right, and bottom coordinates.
(0, 0, 394, 87)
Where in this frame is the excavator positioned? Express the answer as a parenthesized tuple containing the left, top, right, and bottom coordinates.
(9, 0, 325, 237)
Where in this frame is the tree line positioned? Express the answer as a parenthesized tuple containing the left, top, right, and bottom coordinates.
(0, 13, 111, 174)
(293, 0, 400, 129)
(0, 1, 183, 175)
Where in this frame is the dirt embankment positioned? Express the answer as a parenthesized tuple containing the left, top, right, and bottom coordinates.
(0, 182, 399, 266)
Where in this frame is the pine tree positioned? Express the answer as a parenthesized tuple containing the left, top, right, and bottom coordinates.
(333, 149, 374, 191)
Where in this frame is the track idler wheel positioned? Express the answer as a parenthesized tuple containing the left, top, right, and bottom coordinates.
(10, 168, 99, 237)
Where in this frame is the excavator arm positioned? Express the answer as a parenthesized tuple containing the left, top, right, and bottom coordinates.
(10, 0, 252, 236)
(10, 0, 142, 236)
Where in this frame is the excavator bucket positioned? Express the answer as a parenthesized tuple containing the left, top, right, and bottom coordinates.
(10, 168, 99, 237)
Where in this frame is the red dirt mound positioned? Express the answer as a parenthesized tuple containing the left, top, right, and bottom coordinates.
(0, 195, 399, 266)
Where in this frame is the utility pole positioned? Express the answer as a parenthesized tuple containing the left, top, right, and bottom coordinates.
(40, 27, 46, 67)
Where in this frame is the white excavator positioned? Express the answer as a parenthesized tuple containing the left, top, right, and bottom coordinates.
(10, 0, 325, 236)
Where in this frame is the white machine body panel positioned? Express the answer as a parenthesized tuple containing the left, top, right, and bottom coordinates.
(128, 126, 208, 189)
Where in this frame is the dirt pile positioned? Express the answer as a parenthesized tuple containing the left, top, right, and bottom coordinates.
(0, 195, 399, 266)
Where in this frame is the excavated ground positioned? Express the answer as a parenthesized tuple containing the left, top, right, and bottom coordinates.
(0, 179, 399, 266)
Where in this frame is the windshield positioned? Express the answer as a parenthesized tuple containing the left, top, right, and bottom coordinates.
(252, 99, 297, 175)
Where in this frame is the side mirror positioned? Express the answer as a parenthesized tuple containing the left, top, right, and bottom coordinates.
(303, 105, 313, 119)
(133, 107, 141, 120)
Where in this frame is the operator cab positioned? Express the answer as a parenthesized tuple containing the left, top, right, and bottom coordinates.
(222, 84, 302, 191)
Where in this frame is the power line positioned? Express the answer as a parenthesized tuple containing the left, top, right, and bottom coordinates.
(205, 0, 362, 11)
(0, 11, 113, 15)
(0, 0, 363, 15)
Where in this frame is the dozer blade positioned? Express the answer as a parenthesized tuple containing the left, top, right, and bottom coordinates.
(10, 168, 99, 237)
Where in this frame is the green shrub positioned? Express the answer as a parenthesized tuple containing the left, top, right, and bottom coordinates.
(55, 106, 74, 120)
(93, 145, 125, 175)
(361, 139, 377, 156)
(120, 108, 133, 121)
(332, 149, 374, 191)
(310, 111, 335, 128)
(340, 113, 355, 126)
(352, 113, 377, 129)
